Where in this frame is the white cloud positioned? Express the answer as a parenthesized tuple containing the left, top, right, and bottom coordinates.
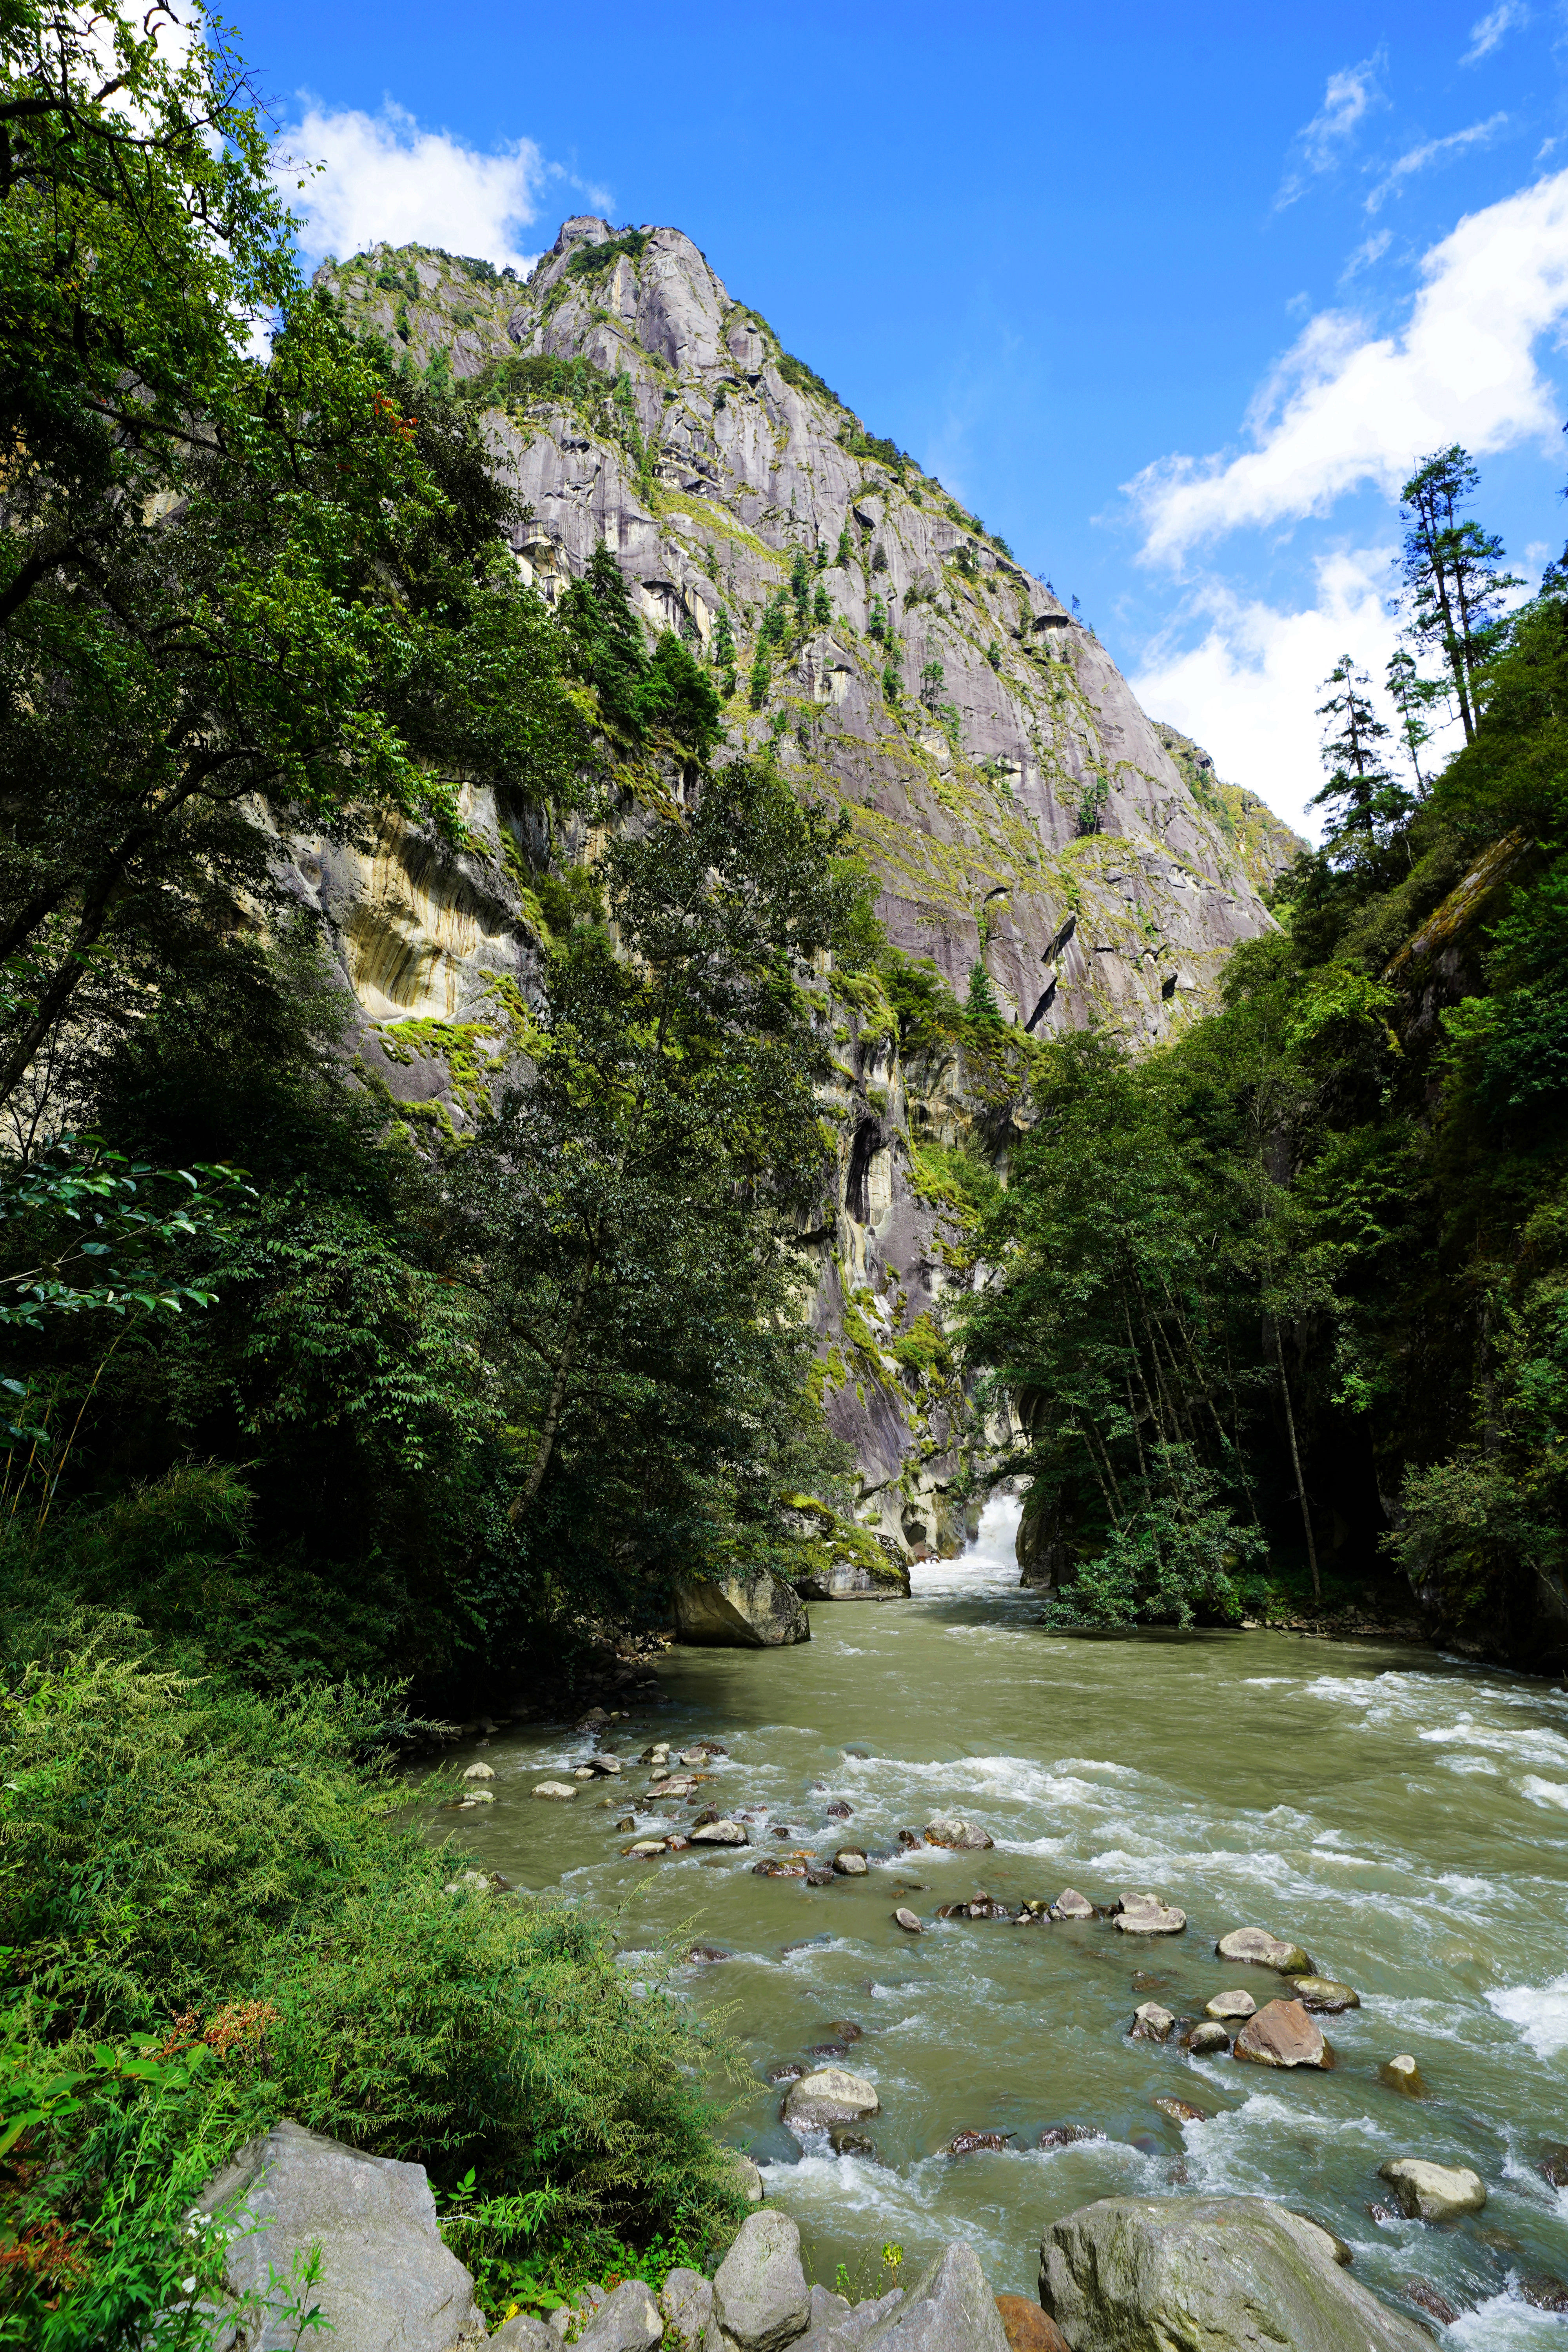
(1131, 548, 1456, 840)
(274, 99, 556, 271)
(1341, 227, 1393, 279)
(1365, 112, 1508, 212)
(1276, 56, 1384, 209)
(1128, 169, 1568, 566)
(1464, 1, 1528, 64)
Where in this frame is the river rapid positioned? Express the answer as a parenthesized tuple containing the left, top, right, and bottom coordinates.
(445, 1499, 1568, 2346)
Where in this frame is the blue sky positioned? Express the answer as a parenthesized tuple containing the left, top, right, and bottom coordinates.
(243, 0, 1568, 834)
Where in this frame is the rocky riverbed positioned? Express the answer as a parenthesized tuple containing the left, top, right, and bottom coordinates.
(441, 1499, 1568, 2347)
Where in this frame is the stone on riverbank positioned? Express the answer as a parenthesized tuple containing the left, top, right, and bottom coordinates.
(924, 1817, 994, 1849)
(1377, 2158, 1487, 2223)
(857, 2245, 1008, 2352)
(994, 2294, 1071, 2352)
(574, 2281, 663, 2352)
(533, 1781, 577, 1800)
(726, 2151, 764, 2204)
(1216, 1925, 1314, 1973)
(193, 2121, 484, 2352)
(1205, 1989, 1255, 2020)
(1287, 1975, 1360, 2013)
(782, 2066, 880, 2131)
(659, 2269, 715, 2352)
(1040, 2196, 1434, 2352)
(1114, 1891, 1186, 1935)
(711, 2210, 811, 2352)
(673, 1566, 809, 1648)
(1232, 1999, 1332, 2070)
(1381, 2054, 1426, 2097)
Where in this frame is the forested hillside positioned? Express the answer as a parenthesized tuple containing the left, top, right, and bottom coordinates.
(966, 450, 1568, 1671)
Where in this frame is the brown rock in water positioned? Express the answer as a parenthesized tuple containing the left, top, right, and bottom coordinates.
(1539, 2140, 1568, 2187)
(827, 2020, 864, 2043)
(948, 2130, 1016, 2156)
(1402, 2279, 1460, 2325)
(924, 1817, 995, 1850)
(1038, 2125, 1106, 2149)
(994, 2294, 1071, 2352)
(1522, 2275, 1568, 2312)
(1153, 2097, 1208, 2125)
(1232, 1999, 1333, 2069)
(1287, 1975, 1361, 2014)
(1380, 2054, 1425, 2097)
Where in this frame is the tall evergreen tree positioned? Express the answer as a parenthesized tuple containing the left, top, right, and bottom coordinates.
(1310, 654, 1408, 859)
(1398, 445, 1521, 742)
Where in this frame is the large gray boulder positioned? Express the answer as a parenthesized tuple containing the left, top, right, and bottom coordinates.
(674, 1566, 809, 1647)
(194, 2121, 483, 2352)
(577, 2280, 663, 2352)
(792, 2289, 904, 2352)
(1040, 2196, 1434, 2352)
(711, 2209, 811, 2351)
(1377, 2157, 1487, 2222)
(783, 2066, 880, 2132)
(857, 2246, 1008, 2352)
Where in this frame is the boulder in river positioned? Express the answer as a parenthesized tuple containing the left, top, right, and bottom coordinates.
(1186, 2020, 1232, 2055)
(782, 2066, 880, 2131)
(1040, 2195, 1434, 2352)
(1287, 1975, 1360, 2013)
(1216, 1925, 1314, 1973)
(893, 1906, 923, 1933)
(1232, 1999, 1333, 2070)
(461, 1760, 495, 1781)
(1401, 2278, 1459, 2326)
(924, 1817, 994, 1850)
(1038, 2124, 1106, 2149)
(673, 1565, 810, 1649)
(532, 1781, 578, 1800)
(1205, 1989, 1256, 2020)
(1130, 2001, 1178, 2042)
(947, 2129, 1015, 2156)
(1377, 2157, 1487, 2223)
(192, 2120, 484, 2352)
(1380, 2054, 1426, 2097)
(1538, 2140, 1568, 2187)
(1114, 1891, 1187, 1935)
(625, 1839, 667, 1858)
(833, 1848, 869, 1875)
(1153, 2096, 1208, 2125)
(1048, 1887, 1096, 1920)
(711, 2209, 810, 2351)
(689, 1818, 748, 1846)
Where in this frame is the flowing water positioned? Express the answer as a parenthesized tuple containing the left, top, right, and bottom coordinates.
(444, 1499, 1568, 2345)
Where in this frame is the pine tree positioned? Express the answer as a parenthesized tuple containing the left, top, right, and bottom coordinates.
(790, 547, 810, 621)
(1311, 654, 1409, 859)
(867, 595, 887, 644)
(1385, 646, 1434, 799)
(1398, 446, 1521, 742)
(837, 527, 853, 568)
(748, 644, 770, 709)
(965, 960, 1004, 1025)
(812, 583, 831, 627)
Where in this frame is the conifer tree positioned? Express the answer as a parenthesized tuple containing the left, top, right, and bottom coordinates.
(812, 584, 831, 627)
(1310, 654, 1408, 859)
(1398, 446, 1521, 742)
(1385, 645, 1434, 798)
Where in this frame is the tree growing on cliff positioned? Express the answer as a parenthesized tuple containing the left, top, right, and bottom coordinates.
(1310, 654, 1408, 860)
(1398, 445, 1521, 742)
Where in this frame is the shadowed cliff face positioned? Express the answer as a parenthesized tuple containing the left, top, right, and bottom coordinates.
(306, 219, 1304, 1554)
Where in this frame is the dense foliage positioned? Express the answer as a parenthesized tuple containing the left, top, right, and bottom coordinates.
(965, 450, 1568, 1655)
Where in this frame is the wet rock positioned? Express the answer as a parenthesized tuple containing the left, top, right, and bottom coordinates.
(829, 2126, 876, 2157)
(828, 2020, 864, 2043)
(577, 2280, 663, 2352)
(994, 2294, 1071, 2352)
(1130, 2000, 1178, 2042)
(666, 1833, 690, 1851)
(659, 2269, 713, 2352)
(1049, 1887, 1096, 1920)
(674, 1566, 809, 1650)
(1287, 2213, 1353, 2267)
(752, 1860, 804, 1878)
(924, 1817, 994, 1850)
(1038, 2124, 1105, 2149)
(584, 1755, 622, 1775)
(804, 1862, 836, 1886)
(857, 2244, 1008, 2352)
(1538, 2139, 1568, 2187)
(896, 1828, 921, 1847)
(573, 1767, 597, 1781)
(191, 2120, 484, 2352)
(893, 1907, 923, 1933)
(648, 1775, 698, 1798)
(691, 1806, 720, 1828)
(1040, 2196, 1434, 2352)
(533, 1781, 578, 1800)
(782, 2065, 880, 2131)
(1521, 2274, 1568, 2312)
(461, 1761, 495, 1781)
(1401, 2278, 1459, 2325)
(687, 1945, 730, 1964)
(1287, 1975, 1361, 2014)
(766, 2062, 804, 2083)
(1206, 1989, 1256, 2020)
(1216, 1925, 1314, 1974)
(947, 2129, 1015, 2156)
(826, 1799, 854, 1818)
(625, 1838, 667, 1858)
(1114, 1891, 1187, 1935)
(833, 1848, 869, 1875)
(1377, 2158, 1487, 2223)
(1185, 2021, 1232, 2055)
(1232, 1999, 1332, 2070)
(690, 1818, 748, 1846)
(726, 2151, 765, 2206)
(711, 2209, 810, 2352)
(809, 2043, 848, 2062)
(1380, 2054, 1426, 2097)
(1153, 2097, 1208, 2124)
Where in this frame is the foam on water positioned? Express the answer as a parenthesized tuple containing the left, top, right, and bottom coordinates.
(1488, 1975, 1568, 2058)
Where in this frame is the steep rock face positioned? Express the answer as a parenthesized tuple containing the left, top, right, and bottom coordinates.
(304, 221, 1301, 1550)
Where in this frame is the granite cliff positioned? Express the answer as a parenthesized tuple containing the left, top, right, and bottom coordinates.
(289, 218, 1302, 1559)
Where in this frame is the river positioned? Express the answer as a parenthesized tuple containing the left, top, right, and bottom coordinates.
(446, 1498, 1568, 2346)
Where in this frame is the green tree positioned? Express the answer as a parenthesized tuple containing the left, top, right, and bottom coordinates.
(1310, 653, 1409, 859)
(1385, 645, 1435, 798)
(790, 546, 811, 621)
(812, 583, 831, 628)
(1398, 445, 1521, 742)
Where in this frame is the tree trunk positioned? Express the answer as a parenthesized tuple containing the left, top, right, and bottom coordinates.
(1273, 1318, 1320, 1604)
